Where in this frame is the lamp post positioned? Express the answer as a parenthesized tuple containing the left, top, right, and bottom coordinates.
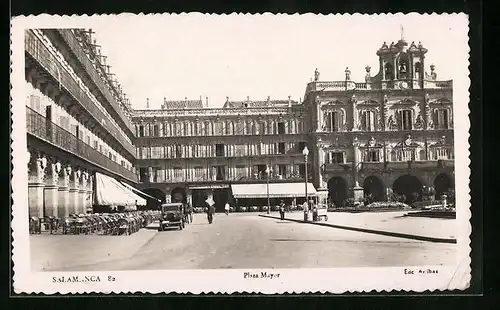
(265, 166, 271, 214)
(302, 146, 309, 221)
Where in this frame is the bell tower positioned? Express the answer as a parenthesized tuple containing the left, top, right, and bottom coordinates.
(375, 26, 428, 89)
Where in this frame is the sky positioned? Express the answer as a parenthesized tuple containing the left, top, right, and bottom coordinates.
(88, 14, 469, 109)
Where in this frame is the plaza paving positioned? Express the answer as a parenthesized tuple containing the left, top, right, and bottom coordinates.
(266, 210, 457, 240)
(30, 212, 457, 271)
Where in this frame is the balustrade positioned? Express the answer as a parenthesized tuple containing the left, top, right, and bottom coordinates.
(26, 106, 137, 182)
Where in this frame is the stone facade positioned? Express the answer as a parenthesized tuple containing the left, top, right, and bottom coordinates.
(134, 37, 455, 208)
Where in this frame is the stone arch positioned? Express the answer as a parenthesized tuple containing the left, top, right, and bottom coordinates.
(141, 188, 165, 210)
(171, 187, 187, 203)
(393, 174, 423, 204)
(327, 176, 348, 207)
(434, 173, 453, 199)
(363, 175, 385, 203)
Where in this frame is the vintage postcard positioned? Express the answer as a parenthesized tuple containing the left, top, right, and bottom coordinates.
(11, 13, 471, 294)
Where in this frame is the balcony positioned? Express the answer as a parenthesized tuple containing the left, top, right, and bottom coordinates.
(26, 106, 138, 183)
(323, 162, 352, 172)
(54, 29, 134, 133)
(358, 160, 454, 171)
(141, 172, 312, 184)
(24, 30, 136, 157)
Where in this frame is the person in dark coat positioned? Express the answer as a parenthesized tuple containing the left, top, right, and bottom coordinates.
(279, 200, 286, 220)
(206, 203, 215, 224)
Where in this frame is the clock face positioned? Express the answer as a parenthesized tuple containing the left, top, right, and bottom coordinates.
(400, 81, 408, 89)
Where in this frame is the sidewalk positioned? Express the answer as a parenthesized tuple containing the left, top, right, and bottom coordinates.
(260, 211, 456, 243)
(30, 224, 158, 271)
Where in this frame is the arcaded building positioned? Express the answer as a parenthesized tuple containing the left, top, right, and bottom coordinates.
(133, 36, 455, 210)
(25, 29, 145, 218)
(24, 28, 455, 216)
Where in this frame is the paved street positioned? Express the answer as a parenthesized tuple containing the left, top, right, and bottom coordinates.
(31, 213, 456, 272)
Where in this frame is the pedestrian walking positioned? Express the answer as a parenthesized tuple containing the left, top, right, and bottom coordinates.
(224, 202, 230, 215)
(279, 200, 285, 220)
(205, 197, 216, 224)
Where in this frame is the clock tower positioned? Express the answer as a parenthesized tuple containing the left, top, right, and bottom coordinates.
(373, 29, 428, 90)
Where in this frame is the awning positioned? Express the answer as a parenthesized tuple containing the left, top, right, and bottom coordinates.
(95, 172, 147, 207)
(120, 181, 162, 202)
(231, 183, 318, 199)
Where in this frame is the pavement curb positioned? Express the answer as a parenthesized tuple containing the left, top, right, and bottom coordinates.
(259, 215, 457, 244)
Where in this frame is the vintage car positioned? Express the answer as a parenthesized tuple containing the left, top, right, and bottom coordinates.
(159, 203, 185, 231)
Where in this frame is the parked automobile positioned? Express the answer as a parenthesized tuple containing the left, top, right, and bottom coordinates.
(159, 203, 185, 231)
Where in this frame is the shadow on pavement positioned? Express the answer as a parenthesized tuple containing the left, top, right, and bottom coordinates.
(275, 221, 293, 224)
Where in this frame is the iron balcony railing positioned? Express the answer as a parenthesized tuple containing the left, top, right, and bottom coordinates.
(26, 106, 138, 183)
(24, 30, 136, 157)
(55, 29, 134, 133)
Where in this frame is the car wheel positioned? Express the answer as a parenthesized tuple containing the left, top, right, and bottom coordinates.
(158, 226, 163, 232)
(179, 224, 183, 230)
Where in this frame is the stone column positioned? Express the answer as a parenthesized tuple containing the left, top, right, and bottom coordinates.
(86, 173, 94, 212)
(58, 165, 70, 218)
(69, 169, 79, 215)
(79, 170, 88, 214)
(351, 95, 359, 131)
(316, 144, 326, 190)
(316, 97, 323, 132)
(43, 158, 59, 218)
(28, 151, 47, 218)
(352, 138, 363, 201)
(165, 187, 172, 203)
(424, 93, 432, 129)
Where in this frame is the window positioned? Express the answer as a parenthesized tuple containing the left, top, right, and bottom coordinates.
(299, 163, 306, 178)
(99, 145, 103, 153)
(175, 145, 182, 158)
(278, 142, 286, 154)
(325, 111, 341, 132)
(258, 122, 265, 135)
(400, 110, 413, 130)
(93, 140, 98, 149)
(153, 124, 159, 137)
(361, 111, 375, 131)
(214, 121, 223, 136)
(216, 166, 226, 181)
(235, 165, 247, 180)
(297, 142, 306, 153)
(278, 164, 287, 177)
(121, 160, 125, 167)
(278, 122, 286, 134)
(399, 149, 415, 161)
(139, 125, 144, 137)
(215, 144, 225, 157)
(139, 168, 148, 183)
(365, 150, 380, 162)
(326, 151, 344, 164)
(435, 109, 449, 129)
(86, 136, 91, 145)
(173, 167, 183, 179)
(194, 167, 205, 180)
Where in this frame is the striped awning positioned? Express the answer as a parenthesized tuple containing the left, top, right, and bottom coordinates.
(231, 183, 317, 199)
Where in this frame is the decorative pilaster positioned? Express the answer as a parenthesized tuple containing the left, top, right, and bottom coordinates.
(43, 157, 59, 218)
(28, 152, 47, 218)
(424, 93, 432, 129)
(79, 170, 88, 214)
(68, 169, 80, 215)
(351, 95, 359, 131)
(85, 172, 93, 212)
(382, 95, 389, 131)
(316, 96, 323, 132)
(58, 164, 70, 218)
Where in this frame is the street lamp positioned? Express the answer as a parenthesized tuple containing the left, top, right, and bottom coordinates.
(265, 166, 272, 214)
(302, 146, 309, 221)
